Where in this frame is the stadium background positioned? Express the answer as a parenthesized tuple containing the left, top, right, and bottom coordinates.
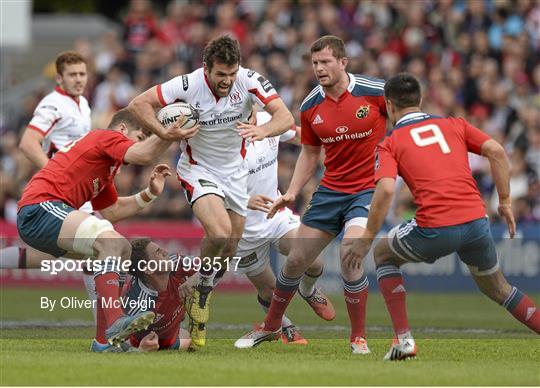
(0, 1, 539, 386)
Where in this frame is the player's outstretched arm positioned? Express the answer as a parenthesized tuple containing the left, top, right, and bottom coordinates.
(99, 164, 171, 223)
(342, 177, 396, 270)
(123, 134, 173, 166)
(238, 98, 294, 141)
(19, 128, 49, 168)
(267, 144, 320, 218)
(481, 139, 516, 238)
(124, 121, 200, 166)
(128, 86, 198, 141)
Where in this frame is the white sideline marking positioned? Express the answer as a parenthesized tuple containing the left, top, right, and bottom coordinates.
(0, 320, 522, 334)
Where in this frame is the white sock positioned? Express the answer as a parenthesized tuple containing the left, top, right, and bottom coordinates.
(397, 331, 413, 341)
(82, 273, 97, 321)
(0, 246, 21, 268)
(198, 270, 216, 288)
(299, 269, 323, 297)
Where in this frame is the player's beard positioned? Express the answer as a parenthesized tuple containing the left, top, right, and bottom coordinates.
(213, 81, 233, 97)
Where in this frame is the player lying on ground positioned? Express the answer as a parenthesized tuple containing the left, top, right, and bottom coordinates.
(236, 35, 388, 354)
(91, 238, 197, 352)
(128, 35, 295, 347)
(229, 111, 335, 348)
(342, 73, 540, 360)
(16, 108, 198, 346)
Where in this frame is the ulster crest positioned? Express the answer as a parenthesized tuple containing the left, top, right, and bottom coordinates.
(356, 105, 370, 119)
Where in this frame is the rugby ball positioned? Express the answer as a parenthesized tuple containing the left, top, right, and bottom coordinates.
(157, 102, 199, 129)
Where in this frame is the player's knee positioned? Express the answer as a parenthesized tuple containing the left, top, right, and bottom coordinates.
(73, 216, 115, 256)
(285, 250, 309, 275)
(206, 223, 232, 247)
(306, 257, 324, 276)
(373, 241, 397, 266)
(93, 231, 131, 260)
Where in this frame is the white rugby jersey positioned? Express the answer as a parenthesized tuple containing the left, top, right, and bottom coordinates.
(158, 67, 279, 175)
(242, 112, 296, 239)
(28, 86, 92, 157)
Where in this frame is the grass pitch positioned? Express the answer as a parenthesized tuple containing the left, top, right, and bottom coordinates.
(1, 288, 539, 386)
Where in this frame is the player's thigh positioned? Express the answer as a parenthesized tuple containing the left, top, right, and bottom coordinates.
(274, 210, 301, 256)
(457, 217, 500, 277)
(227, 209, 246, 239)
(219, 210, 246, 257)
(340, 224, 366, 256)
(289, 223, 334, 266)
(277, 228, 296, 257)
(372, 238, 408, 267)
(25, 246, 56, 268)
(192, 194, 232, 239)
(17, 201, 78, 258)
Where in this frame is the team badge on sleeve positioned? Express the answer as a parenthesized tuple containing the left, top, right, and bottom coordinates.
(356, 105, 370, 119)
(257, 75, 274, 93)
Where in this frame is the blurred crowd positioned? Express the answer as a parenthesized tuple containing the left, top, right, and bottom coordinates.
(1, 0, 539, 226)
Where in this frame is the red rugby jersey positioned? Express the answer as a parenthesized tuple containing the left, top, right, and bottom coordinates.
(300, 73, 387, 193)
(18, 129, 134, 211)
(375, 112, 491, 227)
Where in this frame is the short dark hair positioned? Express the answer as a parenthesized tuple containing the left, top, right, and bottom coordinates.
(203, 35, 241, 71)
(55, 51, 86, 75)
(107, 108, 146, 134)
(384, 73, 422, 109)
(310, 35, 346, 59)
(128, 237, 152, 279)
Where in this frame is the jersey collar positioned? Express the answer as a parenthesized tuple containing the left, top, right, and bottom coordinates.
(203, 72, 221, 102)
(396, 111, 429, 126)
(319, 73, 355, 98)
(54, 86, 80, 105)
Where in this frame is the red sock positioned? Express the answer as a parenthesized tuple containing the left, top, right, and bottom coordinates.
(344, 289, 368, 340)
(377, 265, 409, 336)
(264, 288, 296, 331)
(343, 275, 369, 340)
(503, 287, 540, 334)
(95, 303, 108, 344)
(94, 272, 123, 327)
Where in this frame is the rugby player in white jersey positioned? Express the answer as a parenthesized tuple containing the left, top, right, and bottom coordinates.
(128, 35, 294, 347)
(234, 112, 336, 346)
(0, 51, 98, 313)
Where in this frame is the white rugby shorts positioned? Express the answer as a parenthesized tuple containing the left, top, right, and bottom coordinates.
(235, 209, 300, 276)
(177, 162, 249, 217)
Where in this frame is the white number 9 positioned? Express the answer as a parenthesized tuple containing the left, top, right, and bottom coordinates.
(410, 124, 451, 154)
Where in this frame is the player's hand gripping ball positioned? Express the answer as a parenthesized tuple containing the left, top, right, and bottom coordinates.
(157, 102, 199, 129)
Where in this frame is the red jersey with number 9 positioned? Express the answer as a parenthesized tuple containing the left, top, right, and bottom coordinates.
(18, 129, 135, 211)
(374, 112, 491, 228)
